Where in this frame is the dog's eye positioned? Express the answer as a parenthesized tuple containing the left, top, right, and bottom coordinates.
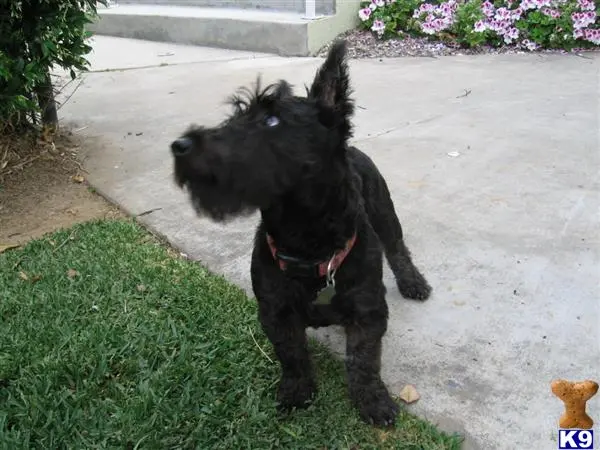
(264, 116, 280, 127)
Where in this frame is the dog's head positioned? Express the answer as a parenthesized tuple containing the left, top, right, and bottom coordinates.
(171, 40, 354, 222)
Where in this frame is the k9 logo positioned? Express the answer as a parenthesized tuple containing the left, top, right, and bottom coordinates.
(558, 429, 595, 450)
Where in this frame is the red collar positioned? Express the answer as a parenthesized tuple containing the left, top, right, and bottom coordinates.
(266, 233, 357, 278)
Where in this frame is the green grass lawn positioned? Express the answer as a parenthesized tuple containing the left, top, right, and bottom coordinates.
(0, 219, 461, 449)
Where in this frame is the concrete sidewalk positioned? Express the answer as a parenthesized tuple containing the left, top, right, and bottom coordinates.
(58, 36, 600, 450)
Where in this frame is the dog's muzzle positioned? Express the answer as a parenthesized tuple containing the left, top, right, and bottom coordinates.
(171, 137, 193, 157)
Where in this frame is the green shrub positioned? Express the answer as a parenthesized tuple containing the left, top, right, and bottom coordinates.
(0, 0, 105, 131)
(450, 0, 491, 48)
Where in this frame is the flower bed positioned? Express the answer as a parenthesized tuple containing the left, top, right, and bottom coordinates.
(358, 0, 599, 51)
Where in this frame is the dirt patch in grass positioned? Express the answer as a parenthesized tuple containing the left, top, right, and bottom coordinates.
(0, 129, 122, 248)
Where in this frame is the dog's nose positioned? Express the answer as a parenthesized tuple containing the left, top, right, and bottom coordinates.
(171, 137, 193, 156)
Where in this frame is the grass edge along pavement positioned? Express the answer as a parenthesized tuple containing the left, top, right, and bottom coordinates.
(0, 219, 462, 449)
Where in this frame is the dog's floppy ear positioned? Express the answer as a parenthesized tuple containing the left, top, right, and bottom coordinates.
(308, 40, 354, 136)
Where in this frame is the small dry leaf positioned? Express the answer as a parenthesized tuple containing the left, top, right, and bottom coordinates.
(40, 124, 56, 143)
(398, 384, 420, 404)
(0, 243, 20, 254)
(407, 180, 426, 188)
(18, 271, 28, 281)
(136, 284, 146, 292)
(1, 161, 7, 170)
(67, 269, 79, 279)
(376, 429, 392, 443)
(71, 175, 85, 183)
(30, 274, 43, 283)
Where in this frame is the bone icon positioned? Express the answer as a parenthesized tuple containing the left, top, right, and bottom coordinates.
(551, 379, 599, 429)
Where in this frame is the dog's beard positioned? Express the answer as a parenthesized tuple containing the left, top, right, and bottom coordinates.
(180, 178, 258, 223)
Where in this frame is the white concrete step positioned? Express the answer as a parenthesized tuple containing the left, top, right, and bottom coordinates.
(116, 0, 334, 15)
(89, 3, 358, 56)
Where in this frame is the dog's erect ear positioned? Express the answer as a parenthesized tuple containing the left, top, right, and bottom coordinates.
(309, 40, 353, 107)
(308, 40, 354, 136)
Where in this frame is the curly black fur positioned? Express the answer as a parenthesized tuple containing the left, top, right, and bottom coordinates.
(171, 39, 432, 427)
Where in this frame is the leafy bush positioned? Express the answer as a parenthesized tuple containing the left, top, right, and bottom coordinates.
(0, 0, 105, 131)
(357, 0, 600, 50)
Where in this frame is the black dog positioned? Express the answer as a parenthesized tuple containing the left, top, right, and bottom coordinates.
(170, 40, 431, 427)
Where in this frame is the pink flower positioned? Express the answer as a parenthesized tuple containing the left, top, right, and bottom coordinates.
(434, 18, 446, 29)
(473, 20, 489, 32)
(414, 0, 459, 36)
(495, 7, 512, 20)
(572, 11, 596, 30)
(501, 27, 519, 43)
(439, 0, 458, 15)
(584, 28, 600, 45)
(506, 27, 519, 39)
(532, 0, 550, 8)
(520, 0, 537, 10)
(413, 3, 434, 18)
(440, 4, 451, 14)
(541, 7, 561, 18)
(511, 7, 524, 20)
(368, 2, 377, 10)
(577, 0, 594, 11)
(358, 7, 372, 21)
(371, 19, 386, 36)
(482, 0, 495, 17)
(573, 28, 585, 39)
(420, 22, 437, 34)
(373, 0, 385, 7)
(521, 39, 539, 50)
(490, 19, 511, 33)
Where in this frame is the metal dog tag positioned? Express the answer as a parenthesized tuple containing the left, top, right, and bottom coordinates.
(313, 257, 337, 305)
(314, 283, 336, 305)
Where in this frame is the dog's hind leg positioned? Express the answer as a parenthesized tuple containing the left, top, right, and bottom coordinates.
(367, 184, 431, 300)
(354, 151, 431, 301)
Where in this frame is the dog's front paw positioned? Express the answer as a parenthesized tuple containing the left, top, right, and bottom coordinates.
(352, 383, 400, 427)
(397, 270, 432, 301)
(276, 374, 317, 411)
